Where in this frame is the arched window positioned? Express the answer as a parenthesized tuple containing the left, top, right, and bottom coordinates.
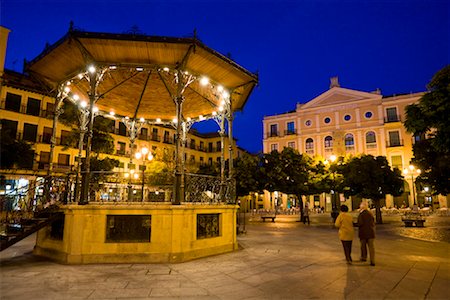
(345, 133, 354, 150)
(324, 136, 333, 148)
(305, 138, 314, 154)
(366, 131, 376, 148)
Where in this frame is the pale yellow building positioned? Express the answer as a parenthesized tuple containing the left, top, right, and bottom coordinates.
(262, 77, 446, 210)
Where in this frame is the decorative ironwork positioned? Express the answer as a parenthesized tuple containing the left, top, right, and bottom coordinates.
(197, 213, 220, 239)
(105, 215, 151, 243)
(184, 173, 222, 203)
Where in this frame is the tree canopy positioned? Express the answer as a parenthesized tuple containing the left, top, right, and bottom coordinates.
(339, 155, 404, 223)
(404, 65, 450, 195)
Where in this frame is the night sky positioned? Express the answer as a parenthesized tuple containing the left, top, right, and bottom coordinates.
(1, 0, 448, 153)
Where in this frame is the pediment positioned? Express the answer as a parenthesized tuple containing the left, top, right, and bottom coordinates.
(300, 87, 382, 110)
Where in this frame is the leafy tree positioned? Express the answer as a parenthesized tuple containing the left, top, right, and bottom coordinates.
(0, 125, 34, 169)
(259, 150, 284, 208)
(404, 65, 450, 195)
(234, 152, 261, 197)
(339, 155, 404, 224)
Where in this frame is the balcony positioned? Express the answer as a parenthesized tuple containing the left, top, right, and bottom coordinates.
(384, 115, 401, 123)
(284, 129, 297, 136)
(151, 134, 161, 142)
(386, 139, 404, 147)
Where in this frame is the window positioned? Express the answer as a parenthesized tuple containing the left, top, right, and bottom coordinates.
(344, 114, 351, 122)
(104, 118, 115, 133)
(200, 141, 204, 151)
(366, 131, 377, 148)
(216, 157, 221, 163)
(190, 155, 195, 162)
(139, 127, 148, 140)
(197, 214, 220, 239)
(152, 128, 159, 141)
(305, 138, 314, 154)
(57, 153, 70, 166)
(26, 98, 41, 116)
(391, 155, 403, 170)
(1, 119, 18, 140)
(5, 92, 21, 112)
(270, 124, 278, 137)
(305, 120, 312, 127)
(386, 107, 399, 122)
(118, 122, 127, 136)
(60, 130, 71, 146)
(44, 102, 54, 118)
(42, 127, 53, 144)
(287, 121, 296, 134)
(270, 144, 278, 151)
(287, 141, 296, 149)
(324, 117, 331, 124)
(128, 163, 136, 170)
(216, 141, 221, 152)
(200, 157, 204, 164)
(23, 123, 38, 142)
(324, 136, 333, 150)
(365, 111, 373, 119)
(208, 157, 213, 165)
(117, 142, 126, 155)
(190, 139, 196, 149)
(39, 151, 50, 169)
(106, 215, 151, 243)
(208, 142, 213, 152)
(345, 133, 354, 150)
(388, 131, 401, 147)
(163, 131, 170, 143)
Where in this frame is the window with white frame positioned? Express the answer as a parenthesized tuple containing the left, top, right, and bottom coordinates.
(365, 131, 377, 148)
(324, 135, 333, 152)
(305, 138, 314, 154)
(270, 143, 278, 151)
(287, 141, 296, 149)
(345, 133, 355, 150)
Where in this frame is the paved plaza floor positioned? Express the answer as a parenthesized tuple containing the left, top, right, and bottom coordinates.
(1, 214, 449, 299)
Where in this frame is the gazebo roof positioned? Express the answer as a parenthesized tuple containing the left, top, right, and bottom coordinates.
(25, 29, 258, 121)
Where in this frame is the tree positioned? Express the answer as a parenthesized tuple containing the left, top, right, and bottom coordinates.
(339, 155, 403, 224)
(234, 152, 261, 197)
(0, 126, 34, 169)
(404, 65, 450, 195)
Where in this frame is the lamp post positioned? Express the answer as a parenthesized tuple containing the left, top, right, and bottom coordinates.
(135, 147, 153, 202)
(326, 155, 339, 221)
(403, 165, 421, 206)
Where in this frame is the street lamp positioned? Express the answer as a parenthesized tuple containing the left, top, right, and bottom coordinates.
(326, 155, 339, 221)
(135, 147, 153, 201)
(403, 165, 421, 206)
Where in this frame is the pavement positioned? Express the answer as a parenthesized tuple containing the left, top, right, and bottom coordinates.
(1, 214, 449, 300)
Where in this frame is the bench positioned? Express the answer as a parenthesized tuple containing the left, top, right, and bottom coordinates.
(401, 215, 426, 227)
(261, 215, 276, 222)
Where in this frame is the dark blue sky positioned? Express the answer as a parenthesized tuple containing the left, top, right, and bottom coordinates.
(1, 0, 448, 153)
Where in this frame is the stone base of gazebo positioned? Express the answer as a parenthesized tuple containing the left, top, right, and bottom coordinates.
(33, 203, 238, 264)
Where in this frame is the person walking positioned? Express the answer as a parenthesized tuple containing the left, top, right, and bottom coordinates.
(335, 204, 354, 264)
(303, 201, 310, 225)
(357, 201, 376, 266)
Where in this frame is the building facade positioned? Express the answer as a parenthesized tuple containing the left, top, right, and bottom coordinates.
(262, 77, 446, 211)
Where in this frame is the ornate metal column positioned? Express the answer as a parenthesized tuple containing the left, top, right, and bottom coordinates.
(226, 94, 235, 203)
(45, 85, 65, 203)
(173, 96, 184, 205)
(123, 117, 143, 201)
(73, 104, 90, 203)
(213, 110, 227, 201)
(80, 66, 104, 205)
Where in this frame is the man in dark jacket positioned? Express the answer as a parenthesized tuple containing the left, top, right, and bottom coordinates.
(357, 201, 375, 266)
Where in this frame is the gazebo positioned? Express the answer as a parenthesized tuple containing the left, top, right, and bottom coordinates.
(26, 26, 258, 263)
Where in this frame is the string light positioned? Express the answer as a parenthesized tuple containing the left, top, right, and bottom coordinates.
(93, 106, 99, 113)
(200, 77, 209, 86)
(80, 101, 87, 108)
(88, 65, 96, 74)
(136, 67, 144, 71)
(163, 67, 169, 72)
(140, 117, 145, 122)
(109, 111, 115, 116)
(64, 86, 71, 93)
(156, 118, 161, 123)
(73, 94, 79, 101)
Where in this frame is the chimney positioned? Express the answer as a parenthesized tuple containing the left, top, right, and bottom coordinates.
(0, 26, 11, 76)
(330, 76, 340, 89)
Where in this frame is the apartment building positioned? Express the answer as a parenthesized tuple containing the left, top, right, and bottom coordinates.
(262, 77, 435, 211)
